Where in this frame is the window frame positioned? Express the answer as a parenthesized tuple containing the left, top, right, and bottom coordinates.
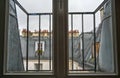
(0, 0, 119, 78)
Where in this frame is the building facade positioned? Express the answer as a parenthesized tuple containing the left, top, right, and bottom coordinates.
(20, 29, 82, 71)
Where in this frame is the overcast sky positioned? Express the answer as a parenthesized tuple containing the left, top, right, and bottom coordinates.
(16, 0, 104, 33)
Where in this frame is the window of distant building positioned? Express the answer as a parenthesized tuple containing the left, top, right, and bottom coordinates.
(35, 41, 45, 55)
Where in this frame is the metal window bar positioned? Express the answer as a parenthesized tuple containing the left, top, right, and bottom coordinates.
(81, 14, 85, 71)
(26, 15, 29, 71)
(49, 14, 52, 70)
(69, 13, 95, 71)
(93, 14, 97, 72)
(71, 14, 74, 70)
(38, 15, 41, 71)
(25, 14, 53, 71)
(69, 69, 95, 71)
(27, 70, 53, 71)
(69, 13, 96, 72)
(14, 0, 28, 14)
(26, 13, 96, 72)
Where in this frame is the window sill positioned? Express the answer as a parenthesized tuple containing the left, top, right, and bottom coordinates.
(68, 72, 118, 76)
(4, 71, 53, 75)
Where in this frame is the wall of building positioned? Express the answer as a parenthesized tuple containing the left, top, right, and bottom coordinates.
(23, 60, 81, 71)
(7, 0, 24, 71)
(21, 33, 82, 70)
(23, 60, 52, 70)
(20, 36, 52, 59)
(21, 32, 81, 61)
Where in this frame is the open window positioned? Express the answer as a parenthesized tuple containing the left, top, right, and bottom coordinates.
(4, 0, 53, 75)
(1, 0, 118, 77)
(68, 0, 117, 75)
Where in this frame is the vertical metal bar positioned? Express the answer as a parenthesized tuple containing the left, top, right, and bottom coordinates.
(26, 15, 29, 71)
(49, 14, 52, 70)
(82, 14, 85, 70)
(38, 15, 41, 71)
(94, 14, 96, 72)
(71, 14, 74, 70)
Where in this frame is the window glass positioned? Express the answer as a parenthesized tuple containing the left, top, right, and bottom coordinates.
(68, 0, 115, 74)
(4, 0, 117, 76)
(5, 0, 53, 73)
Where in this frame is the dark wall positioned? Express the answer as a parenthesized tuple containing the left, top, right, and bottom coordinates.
(0, 0, 6, 76)
(115, 0, 120, 76)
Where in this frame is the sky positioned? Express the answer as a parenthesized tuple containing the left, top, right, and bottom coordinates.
(16, 0, 104, 33)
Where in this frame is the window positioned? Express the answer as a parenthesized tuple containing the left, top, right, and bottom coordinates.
(68, 0, 117, 74)
(35, 41, 45, 55)
(0, 0, 119, 78)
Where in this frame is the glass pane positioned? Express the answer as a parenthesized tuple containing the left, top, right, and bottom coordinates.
(17, 0, 52, 13)
(68, 14, 82, 71)
(68, 0, 104, 12)
(68, 0, 115, 74)
(6, 0, 53, 73)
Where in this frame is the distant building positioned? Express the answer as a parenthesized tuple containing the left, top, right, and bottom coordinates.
(20, 29, 82, 70)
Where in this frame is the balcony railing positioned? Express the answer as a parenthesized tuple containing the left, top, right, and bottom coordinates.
(12, 0, 108, 72)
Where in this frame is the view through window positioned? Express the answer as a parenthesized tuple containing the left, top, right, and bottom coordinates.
(68, 0, 115, 74)
(6, 0, 53, 72)
(5, 0, 116, 75)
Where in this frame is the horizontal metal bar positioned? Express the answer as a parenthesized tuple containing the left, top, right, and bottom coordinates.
(28, 70, 52, 71)
(14, 0, 106, 15)
(69, 12, 94, 14)
(29, 12, 94, 15)
(94, 0, 108, 13)
(69, 69, 95, 71)
(14, 0, 28, 14)
(29, 13, 52, 15)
